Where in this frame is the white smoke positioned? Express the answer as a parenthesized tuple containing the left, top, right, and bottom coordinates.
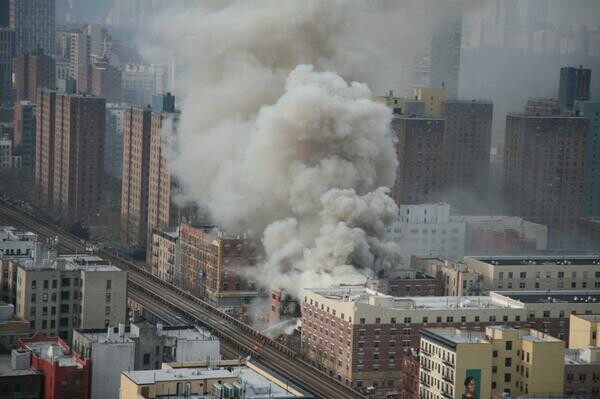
(142, 0, 401, 298)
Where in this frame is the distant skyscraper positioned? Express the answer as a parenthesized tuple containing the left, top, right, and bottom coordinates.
(35, 90, 105, 224)
(69, 30, 90, 83)
(12, 50, 55, 103)
(152, 93, 175, 113)
(441, 99, 493, 208)
(9, 0, 55, 56)
(91, 58, 122, 103)
(392, 115, 445, 205)
(0, 27, 14, 103)
(104, 104, 126, 179)
(503, 103, 588, 246)
(559, 66, 591, 111)
(408, 0, 463, 99)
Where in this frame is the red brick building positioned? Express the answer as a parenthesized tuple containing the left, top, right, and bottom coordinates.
(469, 228, 538, 255)
(19, 334, 90, 399)
(399, 348, 420, 399)
(269, 288, 300, 322)
(178, 223, 258, 321)
(35, 91, 105, 225)
(368, 270, 444, 297)
(392, 115, 445, 205)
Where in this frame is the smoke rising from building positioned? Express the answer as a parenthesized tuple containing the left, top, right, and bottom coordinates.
(141, 0, 401, 297)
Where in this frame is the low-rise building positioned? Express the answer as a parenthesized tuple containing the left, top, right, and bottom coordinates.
(0, 350, 42, 399)
(367, 269, 443, 297)
(569, 314, 600, 349)
(564, 346, 600, 398)
(0, 226, 37, 260)
(411, 256, 484, 297)
(72, 321, 219, 399)
(119, 359, 312, 399)
(302, 287, 528, 391)
(19, 334, 91, 399)
(386, 204, 466, 262)
(576, 218, 600, 251)
(269, 288, 300, 323)
(0, 302, 30, 352)
(149, 227, 179, 285)
(498, 291, 600, 341)
(399, 348, 420, 399)
(178, 223, 259, 321)
(464, 255, 600, 292)
(453, 215, 548, 256)
(13, 247, 127, 341)
(419, 326, 564, 399)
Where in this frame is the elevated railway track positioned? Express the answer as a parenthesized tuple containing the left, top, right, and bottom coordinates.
(0, 203, 364, 399)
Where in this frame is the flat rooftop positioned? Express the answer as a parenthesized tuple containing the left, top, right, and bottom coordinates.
(307, 287, 524, 310)
(573, 314, 600, 323)
(76, 324, 216, 344)
(565, 348, 600, 365)
(123, 366, 306, 398)
(423, 326, 559, 348)
(498, 291, 600, 304)
(469, 255, 600, 266)
(20, 254, 122, 272)
(0, 354, 40, 377)
(23, 341, 83, 368)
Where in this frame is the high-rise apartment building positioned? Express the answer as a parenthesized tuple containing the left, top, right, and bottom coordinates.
(9, 0, 55, 56)
(35, 90, 56, 209)
(419, 326, 564, 399)
(12, 51, 55, 103)
(441, 100, 493, 206)
(121, 106, 152, 248)
(13, 100, 36, 174)
(178, 223, 258, 321)
(559, 66, 591, 111)
(503, 108, 588, 245)
(121, 103, 177, 250)
(392, 115, 445, 205)
(104, 103, 126, 179)
(35, 90, 105, 225)
(578, 101, 600, 217)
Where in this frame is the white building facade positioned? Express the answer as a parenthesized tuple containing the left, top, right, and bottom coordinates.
(386, 203, 466, 263)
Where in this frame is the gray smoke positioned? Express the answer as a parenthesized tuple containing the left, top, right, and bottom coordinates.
(142, 0, 401, 297)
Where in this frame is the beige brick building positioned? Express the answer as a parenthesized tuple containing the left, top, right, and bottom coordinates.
(11, 250, 127, 342)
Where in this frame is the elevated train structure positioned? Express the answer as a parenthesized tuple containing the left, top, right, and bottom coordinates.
(0, 202, 364, 399)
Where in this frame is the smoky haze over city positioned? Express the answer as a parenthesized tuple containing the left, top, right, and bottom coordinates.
(0, 1, 599, 399)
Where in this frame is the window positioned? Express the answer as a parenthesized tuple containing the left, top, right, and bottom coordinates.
(105, 293, 111, 302)
(105, 306, 110, 315)
(106, 280, 112, 290)
(60, 291, 70, 300)
(504, 373, 511, 383)
(52, 280, 57, 288)
(475, 316, 480, 322)
(60, 304, 69, 313)
(59, 318, 69, 327)
(558, 272, 564, 278)
(143, 353, 150, 365)
(61, 278, 70, 287)
(520, 272, 526, 278)
(493, 350, 498, 358)
(359, 318, 365, 324)
(375, 317, 381, 324)
(390, 317, 396, 324)
(446, 316, 454, 323)
(404, 317, 411, 323)
(31, 280, 37, 289)
(506, 341, 512, 350)
(43, 280, 49, 289)
(505, 358, 512, 367)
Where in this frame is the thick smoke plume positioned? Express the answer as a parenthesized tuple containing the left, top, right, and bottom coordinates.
(143, 0, 401, 297)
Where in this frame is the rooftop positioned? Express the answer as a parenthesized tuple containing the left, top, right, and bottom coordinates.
(0, 226, 37, 241)
(76, 323, 216, 344)
(307, 287, 524, 310)
(23, 341, 83, 368)
(423, 326, 560, 348)
(469, 255, 600, 266)
(0, 353, 39, 377)
(123, 365, 307, 398)
(565, 347, 600, 365)
(498, 291, 600, 304)
(20, 253, 122, 272)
